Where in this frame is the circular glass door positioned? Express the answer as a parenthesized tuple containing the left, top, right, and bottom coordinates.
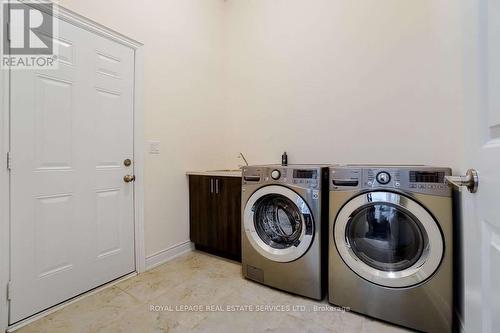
(244, 185, 314, 262)
(347, 203, 425, 272)
(334, 192, 443, 288)
(253, 195, 304, 249)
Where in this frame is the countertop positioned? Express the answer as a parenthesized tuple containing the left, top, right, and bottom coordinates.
(186, 170, 242, 178)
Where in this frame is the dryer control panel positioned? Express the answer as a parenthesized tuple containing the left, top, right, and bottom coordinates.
(330, 165, 452, 197)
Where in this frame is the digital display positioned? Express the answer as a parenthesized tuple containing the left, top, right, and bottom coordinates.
(293, 169, 317, 179)
(409, 171, 445, 183)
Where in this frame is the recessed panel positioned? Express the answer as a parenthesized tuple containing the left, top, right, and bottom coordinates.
(37, 32, 74, 66)
(96, 189, 121, 258)
(487, 3, 500, 141)
(54, 37, 74, 66)
(488, 228, 500, 331)
(95, 88, 121, 169)
(35, 194, 74, 278)
(96, 51, 122, 79)
(35, 75, 73, 170)
(489, 124, 500, 141)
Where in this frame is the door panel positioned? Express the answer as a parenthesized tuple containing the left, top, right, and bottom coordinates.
(35, 194, 74, 277)
(189, 176, 242, 260)
(9, 16, 135, 323)
(87, 31, 135, 285)
(189, 176, 215, 247)
(34, 75, 73, 169)
(96, 189, 121, 258)
(463, 0, 500, 331)
(215, 177, 242, 259)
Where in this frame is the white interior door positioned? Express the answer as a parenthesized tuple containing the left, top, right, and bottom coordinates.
(9, 14, 136, 323)
(462, 0, 500, 332)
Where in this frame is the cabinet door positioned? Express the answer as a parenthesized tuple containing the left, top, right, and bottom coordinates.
(189, 176, 216, 247)
(214, 177, 242, 260)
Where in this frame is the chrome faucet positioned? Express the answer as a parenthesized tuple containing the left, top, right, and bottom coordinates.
(238, 152, 249, 167)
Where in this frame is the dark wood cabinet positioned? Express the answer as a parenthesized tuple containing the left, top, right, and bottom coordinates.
(189, 175, 242, 261)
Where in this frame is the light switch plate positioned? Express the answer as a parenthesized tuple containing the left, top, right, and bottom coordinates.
(148, 140, 160, 154)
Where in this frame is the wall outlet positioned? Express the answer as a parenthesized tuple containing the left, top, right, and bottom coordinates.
(148, 140, 160, 154)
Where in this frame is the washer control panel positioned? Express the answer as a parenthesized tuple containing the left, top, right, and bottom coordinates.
(330, 166, 452, 197)
(365, 168, 401, 188)
(242, 165, 326, 189)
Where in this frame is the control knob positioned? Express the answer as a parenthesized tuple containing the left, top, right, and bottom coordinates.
(376, 171, 391, 185)
(271, 170, 281, 180)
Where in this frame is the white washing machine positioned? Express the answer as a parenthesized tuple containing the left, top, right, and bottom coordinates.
(241, 165, 329, 300)
(329, 165, 453, 332)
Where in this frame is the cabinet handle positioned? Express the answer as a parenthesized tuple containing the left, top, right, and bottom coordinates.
(215, 179, 219, 194)
(210, 178, 214, 194)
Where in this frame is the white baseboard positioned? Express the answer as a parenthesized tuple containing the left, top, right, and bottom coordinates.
(145, 241, 193, 271)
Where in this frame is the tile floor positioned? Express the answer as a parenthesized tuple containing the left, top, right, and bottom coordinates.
(16, 251, 410, 333)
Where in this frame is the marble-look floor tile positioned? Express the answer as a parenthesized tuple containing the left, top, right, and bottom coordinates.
(16, 286, 141, 333)
(15, 251, 412, 333)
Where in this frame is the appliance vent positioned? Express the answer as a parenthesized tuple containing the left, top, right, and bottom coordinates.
(246, 265, 264, 283)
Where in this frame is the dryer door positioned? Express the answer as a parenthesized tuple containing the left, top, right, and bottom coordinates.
(334, 191, 444, 288)
(244, 185, 314, 262)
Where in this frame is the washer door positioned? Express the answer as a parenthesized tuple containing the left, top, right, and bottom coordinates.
(334, 191, 443, 288)
(244, 185, 314, 262)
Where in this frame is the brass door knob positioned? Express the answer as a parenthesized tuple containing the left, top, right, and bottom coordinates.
(124, 175, 136, 183)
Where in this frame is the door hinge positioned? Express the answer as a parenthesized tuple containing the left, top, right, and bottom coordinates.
(6, 151, 11, 170)
(6, 3, 10, 42)
(7, 281, 12, 301)
(6, 22, 10, 42)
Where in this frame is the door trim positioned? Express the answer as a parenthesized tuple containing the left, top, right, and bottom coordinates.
(0, 2, 145, 331)
(0, 2, 11, 331)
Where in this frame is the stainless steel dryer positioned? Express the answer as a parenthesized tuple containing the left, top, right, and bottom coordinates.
(329, 165, 453, 333)
(242, 165, 329, 300)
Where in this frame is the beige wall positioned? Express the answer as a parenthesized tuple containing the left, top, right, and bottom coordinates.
(58, 0, 232, 257)
(222, 1, 465, 322)
(223, 0, 464, 169)
(57, 0, 465, 261)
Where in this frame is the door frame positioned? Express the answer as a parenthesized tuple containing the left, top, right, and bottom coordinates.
(0, 2, 145, 331)
(0, 1, 10, 330)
